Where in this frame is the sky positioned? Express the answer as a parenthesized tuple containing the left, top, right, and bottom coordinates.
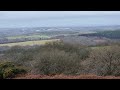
(0, 11, 120, 28)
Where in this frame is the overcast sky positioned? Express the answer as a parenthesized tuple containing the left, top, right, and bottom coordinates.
(0, 11, 120, 28)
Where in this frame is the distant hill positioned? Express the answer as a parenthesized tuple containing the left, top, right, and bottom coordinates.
(1, 25, 120, 38)
(79, 30, 120, 39)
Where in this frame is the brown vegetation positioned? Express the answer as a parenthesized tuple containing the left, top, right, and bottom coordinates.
(14, 74, 120, 79)
(1, 41, 120, 79)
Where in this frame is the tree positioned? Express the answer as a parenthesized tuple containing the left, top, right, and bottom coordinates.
(84, 45, 120, 76)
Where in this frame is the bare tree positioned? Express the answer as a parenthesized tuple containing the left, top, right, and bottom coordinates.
(83, 45, 120, 76)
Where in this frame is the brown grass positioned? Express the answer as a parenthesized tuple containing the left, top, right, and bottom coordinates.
(14, 74, 120, 79)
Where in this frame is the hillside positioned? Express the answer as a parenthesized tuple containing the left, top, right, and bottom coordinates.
(0, 27, 120, 79)
(0, 41, 120, 79)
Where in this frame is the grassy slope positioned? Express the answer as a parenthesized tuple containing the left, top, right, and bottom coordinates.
(0, 39, 60, 47)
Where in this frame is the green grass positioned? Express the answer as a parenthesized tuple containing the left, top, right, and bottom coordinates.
(7, 35, 50, 39)
(78, 31, 96, 34)
(0, 39, 60, 47)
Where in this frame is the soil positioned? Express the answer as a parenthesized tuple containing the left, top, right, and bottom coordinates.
(14, 74, 120, 79)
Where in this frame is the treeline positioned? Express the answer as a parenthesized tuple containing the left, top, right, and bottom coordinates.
(0, 30, 78, 44)
(79, 30, 120, 39)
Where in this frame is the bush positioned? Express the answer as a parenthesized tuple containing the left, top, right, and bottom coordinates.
(0, 62, 14, 69)
(3, 68, 15, 78)
(0, 62, 26, 79)
(3, 67, 26, 79)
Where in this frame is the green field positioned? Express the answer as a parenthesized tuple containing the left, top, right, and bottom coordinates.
(0, 39, 60, 47)
(7, 34, 50, 39)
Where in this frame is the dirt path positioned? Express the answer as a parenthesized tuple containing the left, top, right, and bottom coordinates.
(14, 74, 120, 79)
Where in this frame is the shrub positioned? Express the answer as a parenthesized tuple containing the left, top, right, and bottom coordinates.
(3, 68, 15, 78)
(3, 67, 26, 79)
(0, 62, 14, 69)
(0, 62, 27, 79)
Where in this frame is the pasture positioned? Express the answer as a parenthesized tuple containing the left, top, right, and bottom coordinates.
(7, 34, 50, 39)
(0, 39, 60, 47)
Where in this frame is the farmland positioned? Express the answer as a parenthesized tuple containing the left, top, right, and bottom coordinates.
(0, 39, 59, 47)
(7, 35, 50, 39)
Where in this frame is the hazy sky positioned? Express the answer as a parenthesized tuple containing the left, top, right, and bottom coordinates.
(0, 11, 120, 28)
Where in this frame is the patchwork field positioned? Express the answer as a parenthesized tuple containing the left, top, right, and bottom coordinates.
(0, 39, 60, 47)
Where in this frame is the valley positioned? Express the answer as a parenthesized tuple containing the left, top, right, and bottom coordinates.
(0, 26, 120, 79)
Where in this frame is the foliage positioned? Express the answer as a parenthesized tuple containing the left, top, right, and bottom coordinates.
(0, 62, 26, 79)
